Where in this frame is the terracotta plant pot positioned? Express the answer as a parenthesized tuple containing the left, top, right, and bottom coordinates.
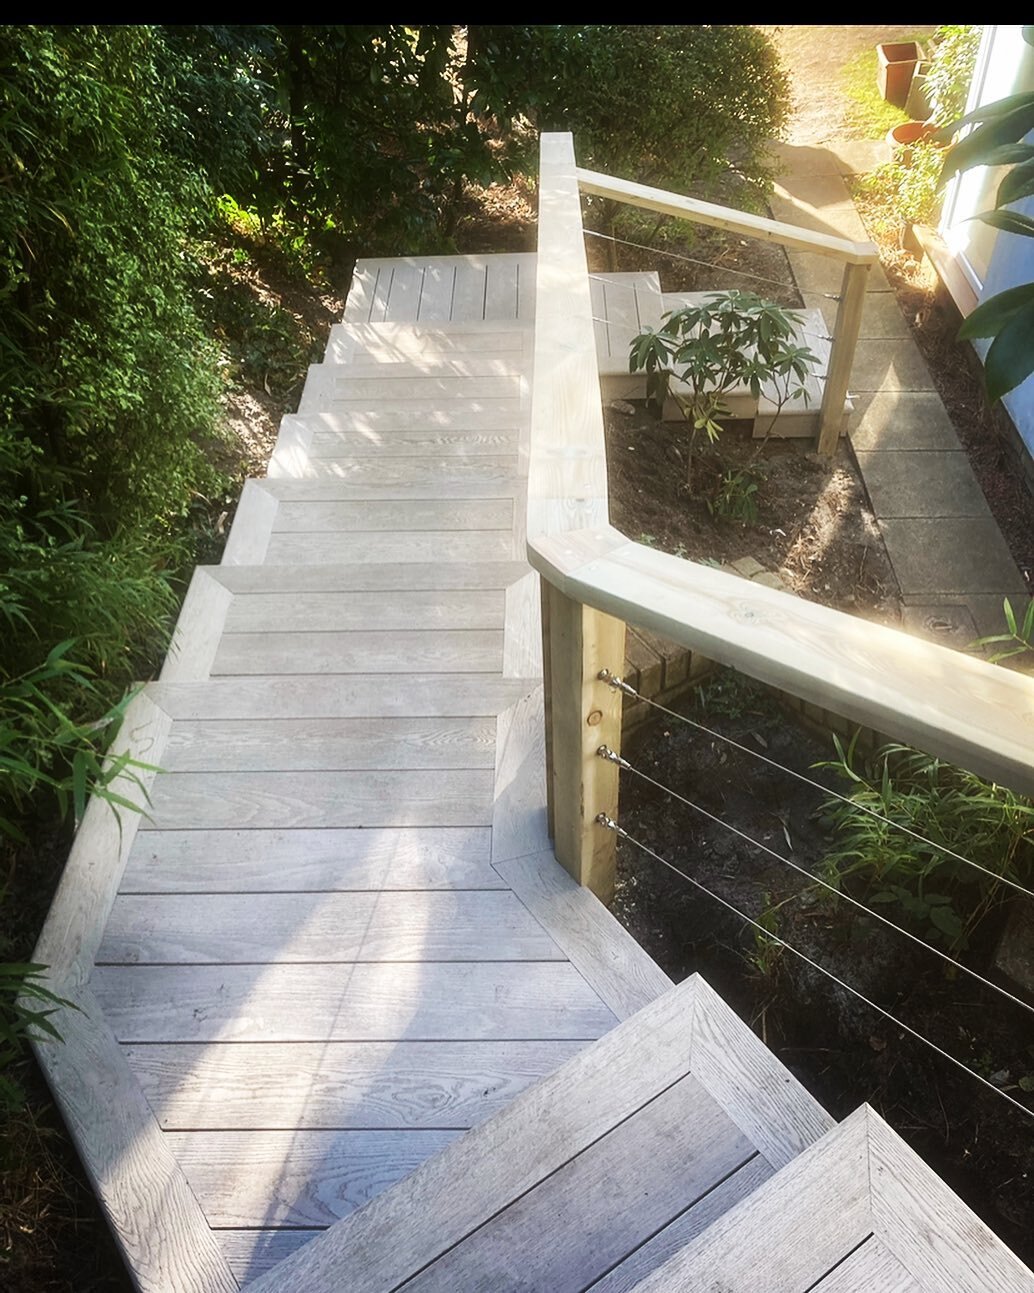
(886, 119, 939, 164)
(876, 41, 926, 110)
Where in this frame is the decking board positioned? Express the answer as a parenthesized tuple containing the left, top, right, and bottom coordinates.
(91, 961, 619, 1043)
(97, 891, 565, 964)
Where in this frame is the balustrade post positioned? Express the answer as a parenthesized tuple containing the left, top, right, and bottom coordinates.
(540, 580, 625, 903)
(817, 260, 870, 455)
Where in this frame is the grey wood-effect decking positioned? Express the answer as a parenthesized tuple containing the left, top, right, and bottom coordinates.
(32, 261, 673, 1289)
(31, 253, 1034, 1292)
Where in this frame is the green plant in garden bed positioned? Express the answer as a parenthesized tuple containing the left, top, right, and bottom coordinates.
(816, 734, 1034, 952)
(629, 292, 817, 494)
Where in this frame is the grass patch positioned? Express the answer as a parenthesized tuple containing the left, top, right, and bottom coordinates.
(839, 34, 929, 138)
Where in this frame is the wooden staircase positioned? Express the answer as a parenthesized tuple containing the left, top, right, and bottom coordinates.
(31, 252, 1034, 1291)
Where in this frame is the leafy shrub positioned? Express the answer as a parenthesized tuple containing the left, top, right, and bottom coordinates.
(926, 25, 981, 126)
(629, 293, 816, 491)
(817, 736, 1034, 951)
(537, 26, 790, 210)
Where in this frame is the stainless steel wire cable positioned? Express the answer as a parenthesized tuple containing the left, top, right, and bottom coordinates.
(599, 670, 1034, 903)
(583, 227, 810, 295)
(598, 745, 1034, 1019)
(598, 815, 1034, 1119)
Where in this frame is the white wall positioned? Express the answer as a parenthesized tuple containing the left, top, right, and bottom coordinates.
(940, 25, 1034, 464)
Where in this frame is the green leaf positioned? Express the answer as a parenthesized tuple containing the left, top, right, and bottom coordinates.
(958, 282, 1034, 341)
(928, 903, 964, 940)
(1019, 1074, 1034, 1092)
(940, 90, 1034, 136)
(984, 298, 1034, 402)
(997, 157, 1034, 207)
(971, 209, 1034, 238)
(940, 100, 1034, 183)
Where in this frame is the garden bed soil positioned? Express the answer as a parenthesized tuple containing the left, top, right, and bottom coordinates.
(611, 674, 1034, 1266)
(605, 405, 902, 623)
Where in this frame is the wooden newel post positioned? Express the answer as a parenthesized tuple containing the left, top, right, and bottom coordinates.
(541, 580, 626, 904)
(817, 259, 871, 456)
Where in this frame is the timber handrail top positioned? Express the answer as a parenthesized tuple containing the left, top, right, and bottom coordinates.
(527, 527, 1034, 797)
(575, 167, 879, 265)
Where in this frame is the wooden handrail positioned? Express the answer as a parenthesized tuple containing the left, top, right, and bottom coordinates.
(530, 133, 1034, 900)
(576, 167, 879, 264)
(530, 525, 1034, 797)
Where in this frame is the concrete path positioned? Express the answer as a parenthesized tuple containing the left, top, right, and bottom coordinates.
(772, 142, 1028, 650)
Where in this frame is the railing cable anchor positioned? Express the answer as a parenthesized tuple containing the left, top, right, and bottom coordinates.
(595, 812, 625, 836)
(597, 745, 631, 770)
(597, 668, 639, 698)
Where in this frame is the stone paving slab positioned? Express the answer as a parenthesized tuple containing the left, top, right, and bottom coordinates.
(908, 592, 1033, 639)
(785, 249, 890, 296)
(855, 451, 990, 518)
(802, 291, 910, 338)
(848, 391, 961, 451)
(769, 195, 869, 242)
(772, 139, 890, 177)
(850, 339, 935, 392)
(879, 518, 1028, 596)
(772, 173, 857, 209)
(899, 603, 979, 651)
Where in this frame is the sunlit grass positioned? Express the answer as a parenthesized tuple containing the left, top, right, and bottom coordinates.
(839, 34, 929, 138)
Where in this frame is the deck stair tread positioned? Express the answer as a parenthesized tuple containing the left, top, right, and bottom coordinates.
(29, 248, 1032, 1293)
(629, 1104, 1034, 1293)
(237, 973, 833, 1290)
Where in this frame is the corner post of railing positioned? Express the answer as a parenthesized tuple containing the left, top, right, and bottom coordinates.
(541, 580, 625, 903)
(817, 256, 873, 455)
(531, 131, 626, 902)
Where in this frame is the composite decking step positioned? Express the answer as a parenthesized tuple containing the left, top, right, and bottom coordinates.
(326, 320, 532, 366)
(344, 254, 537, 325)
(630, 1104, 1034, 1293)
(240, 973, 834, 1293)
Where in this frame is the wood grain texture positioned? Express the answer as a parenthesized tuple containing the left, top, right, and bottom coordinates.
(171, 1128, 459, 1227)
(241, 975, 698, 1293)
(30, 984, 237, 1293)
(32, 692, 172, 985)
(205, 559, 527, 593)
(220, 1231, 318, 1286)
(495, 850, 672, 1020)
(221, 479, 276, 565)
(490, 689, 551, 864)
(307, 427, 519, 458)
(146, 674, 536, 720)
(526, 138, 609, 544)
(867, 1105, 1034, 1292)
(269, 499, 513, 534)
(262, 530, 514, 565)
(91, 961, 617, 1043)
(813, 1238, 923, 1293)
(126, 1039, 586, 1130)
(326, 322, 529, 363)
(589, 1155, 774, 1293)
(159, 569, 233, 684)
(530, 526, 1034, 797)
(502, 570, 542, 677)
(299, 367, 523, 410)
(224, 589, 505, 634)
(160, 716, 496, 772)
(222, 459, 522, 499)
(399, 1075, 753, 1293)
(282, 405, 524, 434)
(543, 582, 624, 901)
(212, 629, 503, 676)
(97, 891, 564, 964)
(819, 260, 869, 453)
(576, 167, 878, 263)
(140, 768, 494, 830)
(120, 826, 501, 893)
(628, 1108, 873, 1293)
(691, 975, 834, 1169)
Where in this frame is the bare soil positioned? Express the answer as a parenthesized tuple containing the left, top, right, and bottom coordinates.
(606, 408, 900, 623)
